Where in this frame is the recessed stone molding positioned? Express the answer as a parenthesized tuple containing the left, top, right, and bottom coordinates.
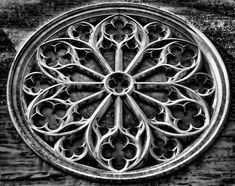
(7, 3, 230, 182)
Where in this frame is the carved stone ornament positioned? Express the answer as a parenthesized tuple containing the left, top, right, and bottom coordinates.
(7, 3, 230, 182)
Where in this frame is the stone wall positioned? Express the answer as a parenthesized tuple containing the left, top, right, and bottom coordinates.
(1, 1, 235, 185)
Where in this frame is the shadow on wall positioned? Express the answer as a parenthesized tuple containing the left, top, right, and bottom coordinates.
(1, 0, 235, 28)
(0, 0, 94, 28)
(203, 28, 235, 121)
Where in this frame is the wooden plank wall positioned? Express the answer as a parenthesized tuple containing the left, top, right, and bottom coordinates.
(0, 1, 235, 185)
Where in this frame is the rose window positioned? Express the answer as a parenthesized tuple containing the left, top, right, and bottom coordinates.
(7, 3, 230, 182)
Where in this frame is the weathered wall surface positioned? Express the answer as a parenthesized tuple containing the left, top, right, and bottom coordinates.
(0, 0, 235, 185)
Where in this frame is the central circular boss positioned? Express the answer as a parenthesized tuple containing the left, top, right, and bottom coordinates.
(104, 72, 134, 95)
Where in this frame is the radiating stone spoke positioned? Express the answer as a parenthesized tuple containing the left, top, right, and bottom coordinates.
(74, 64, 105, 80)
(66, 81, 104, 90)
(125, 94, 149, 123)
(135, 82, 171, 91)
(86, 94, 113, 146)
(86, 94, 113, 125)
(124, 94, 151, 168)
(69, 90, 107, 107)
(92, 48, 114, 73)
(133, 64, 194, 82)
(115, 47, 123, 71)
(115, 96, 123, 128)
(133, 64, 162, 81)
(133, 89, 166, 106)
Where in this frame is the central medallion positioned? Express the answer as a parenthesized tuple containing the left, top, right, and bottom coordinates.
(104, 72, 133, 95)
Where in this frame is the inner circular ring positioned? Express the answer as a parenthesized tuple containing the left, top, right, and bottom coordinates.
(104, 72, 134, 96)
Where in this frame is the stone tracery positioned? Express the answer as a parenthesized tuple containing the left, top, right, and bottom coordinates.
(23, 14, 215, 172)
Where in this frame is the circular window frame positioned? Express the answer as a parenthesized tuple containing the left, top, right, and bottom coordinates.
(7, 3, 230, 182)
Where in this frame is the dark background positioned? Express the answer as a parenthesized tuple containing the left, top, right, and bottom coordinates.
(0, 0, 235, 185)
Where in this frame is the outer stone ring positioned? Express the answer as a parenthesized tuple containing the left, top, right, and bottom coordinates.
(7, 3, 230, 182)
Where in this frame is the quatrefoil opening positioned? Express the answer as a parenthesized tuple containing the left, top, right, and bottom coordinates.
(104, 72, 133, 95)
